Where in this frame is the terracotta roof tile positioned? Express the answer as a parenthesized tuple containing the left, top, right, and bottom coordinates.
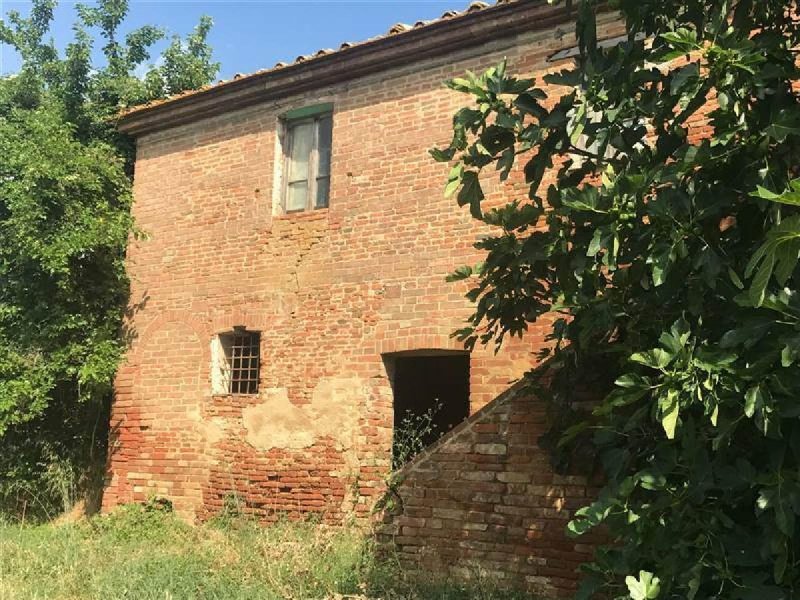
(466, 1, 491, 12)
(120, 0, 519, 118)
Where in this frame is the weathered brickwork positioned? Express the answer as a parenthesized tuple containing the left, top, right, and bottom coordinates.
(377, 385, 603, 598)
(104, 4, 625, 595)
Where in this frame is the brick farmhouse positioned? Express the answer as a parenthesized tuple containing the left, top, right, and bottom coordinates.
(105, 1, 621, 595)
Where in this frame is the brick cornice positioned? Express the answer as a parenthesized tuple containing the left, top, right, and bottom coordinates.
(117, 0, 575, 136)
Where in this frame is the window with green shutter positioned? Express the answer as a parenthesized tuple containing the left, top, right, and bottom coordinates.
(282, 107, 333, 213)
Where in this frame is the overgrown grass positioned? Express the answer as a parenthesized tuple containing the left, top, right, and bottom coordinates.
(0, 504, 531, 600)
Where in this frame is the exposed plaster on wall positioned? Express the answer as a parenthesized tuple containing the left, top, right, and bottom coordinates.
(243, 388, 314, 449)
(192, 409, 226, 447)
(242, 377, 364, 453)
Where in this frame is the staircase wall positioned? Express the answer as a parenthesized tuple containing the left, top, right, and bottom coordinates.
(377, 385, 601, 598)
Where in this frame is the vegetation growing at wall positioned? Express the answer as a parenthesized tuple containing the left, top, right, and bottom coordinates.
(392, 400, 443, 469)
(0, 0, 218, 518)
(438, 0, 800, 597)
(0, 503, 530, 600)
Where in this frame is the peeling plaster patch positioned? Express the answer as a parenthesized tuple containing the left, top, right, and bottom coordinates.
(242, 378, 364, 452)
(187, 407, 226, 446)
(199, 417, 226, 445)
(243, 388, 315, 449)
(310, 377, 362, 452)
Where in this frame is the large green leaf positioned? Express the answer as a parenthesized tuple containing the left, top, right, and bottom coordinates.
(626, 571, 662, 600)
(751, 180, 800, 207)
(631, 348, 675, 370)
(456, 170, 484, 219)
(764, 109, 800, 142)
(745, 215, 800, 306)
(659, 390, 680, 439)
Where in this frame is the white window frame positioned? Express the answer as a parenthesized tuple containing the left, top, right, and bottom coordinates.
(282, 112, 332, 213)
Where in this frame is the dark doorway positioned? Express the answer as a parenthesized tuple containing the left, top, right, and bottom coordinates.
(386, 352, 470, 468)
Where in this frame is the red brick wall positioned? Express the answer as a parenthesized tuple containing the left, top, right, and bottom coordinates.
(372, 75, 718, 600)
(104, 9, 622, 589)
(376, 385, 602, 598)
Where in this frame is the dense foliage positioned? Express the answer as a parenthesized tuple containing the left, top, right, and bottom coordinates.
(0, 0, 218, 517)
(437, 0, 800, 597)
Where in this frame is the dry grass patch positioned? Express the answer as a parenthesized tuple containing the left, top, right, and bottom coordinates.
(0, 504, 532, 600)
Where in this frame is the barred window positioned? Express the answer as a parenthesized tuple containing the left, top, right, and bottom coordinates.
(212, 329, 260, 395)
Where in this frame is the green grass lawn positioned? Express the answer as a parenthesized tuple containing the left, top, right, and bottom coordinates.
(0, 504, 530, 600)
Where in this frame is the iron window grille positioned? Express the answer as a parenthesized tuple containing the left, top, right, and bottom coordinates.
(216, 330, 260, 395)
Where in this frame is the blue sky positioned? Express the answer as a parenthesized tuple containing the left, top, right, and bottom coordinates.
(0, 0, 465, 78)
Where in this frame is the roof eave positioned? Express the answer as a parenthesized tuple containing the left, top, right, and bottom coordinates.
(117, 0, 575, 137)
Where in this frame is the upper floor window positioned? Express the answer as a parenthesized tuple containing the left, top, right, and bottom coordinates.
(283, 108, 333, 212)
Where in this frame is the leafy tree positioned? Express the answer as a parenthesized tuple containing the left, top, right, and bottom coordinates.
(0, 0, 218, 517)
(437, 0, 800, 597)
